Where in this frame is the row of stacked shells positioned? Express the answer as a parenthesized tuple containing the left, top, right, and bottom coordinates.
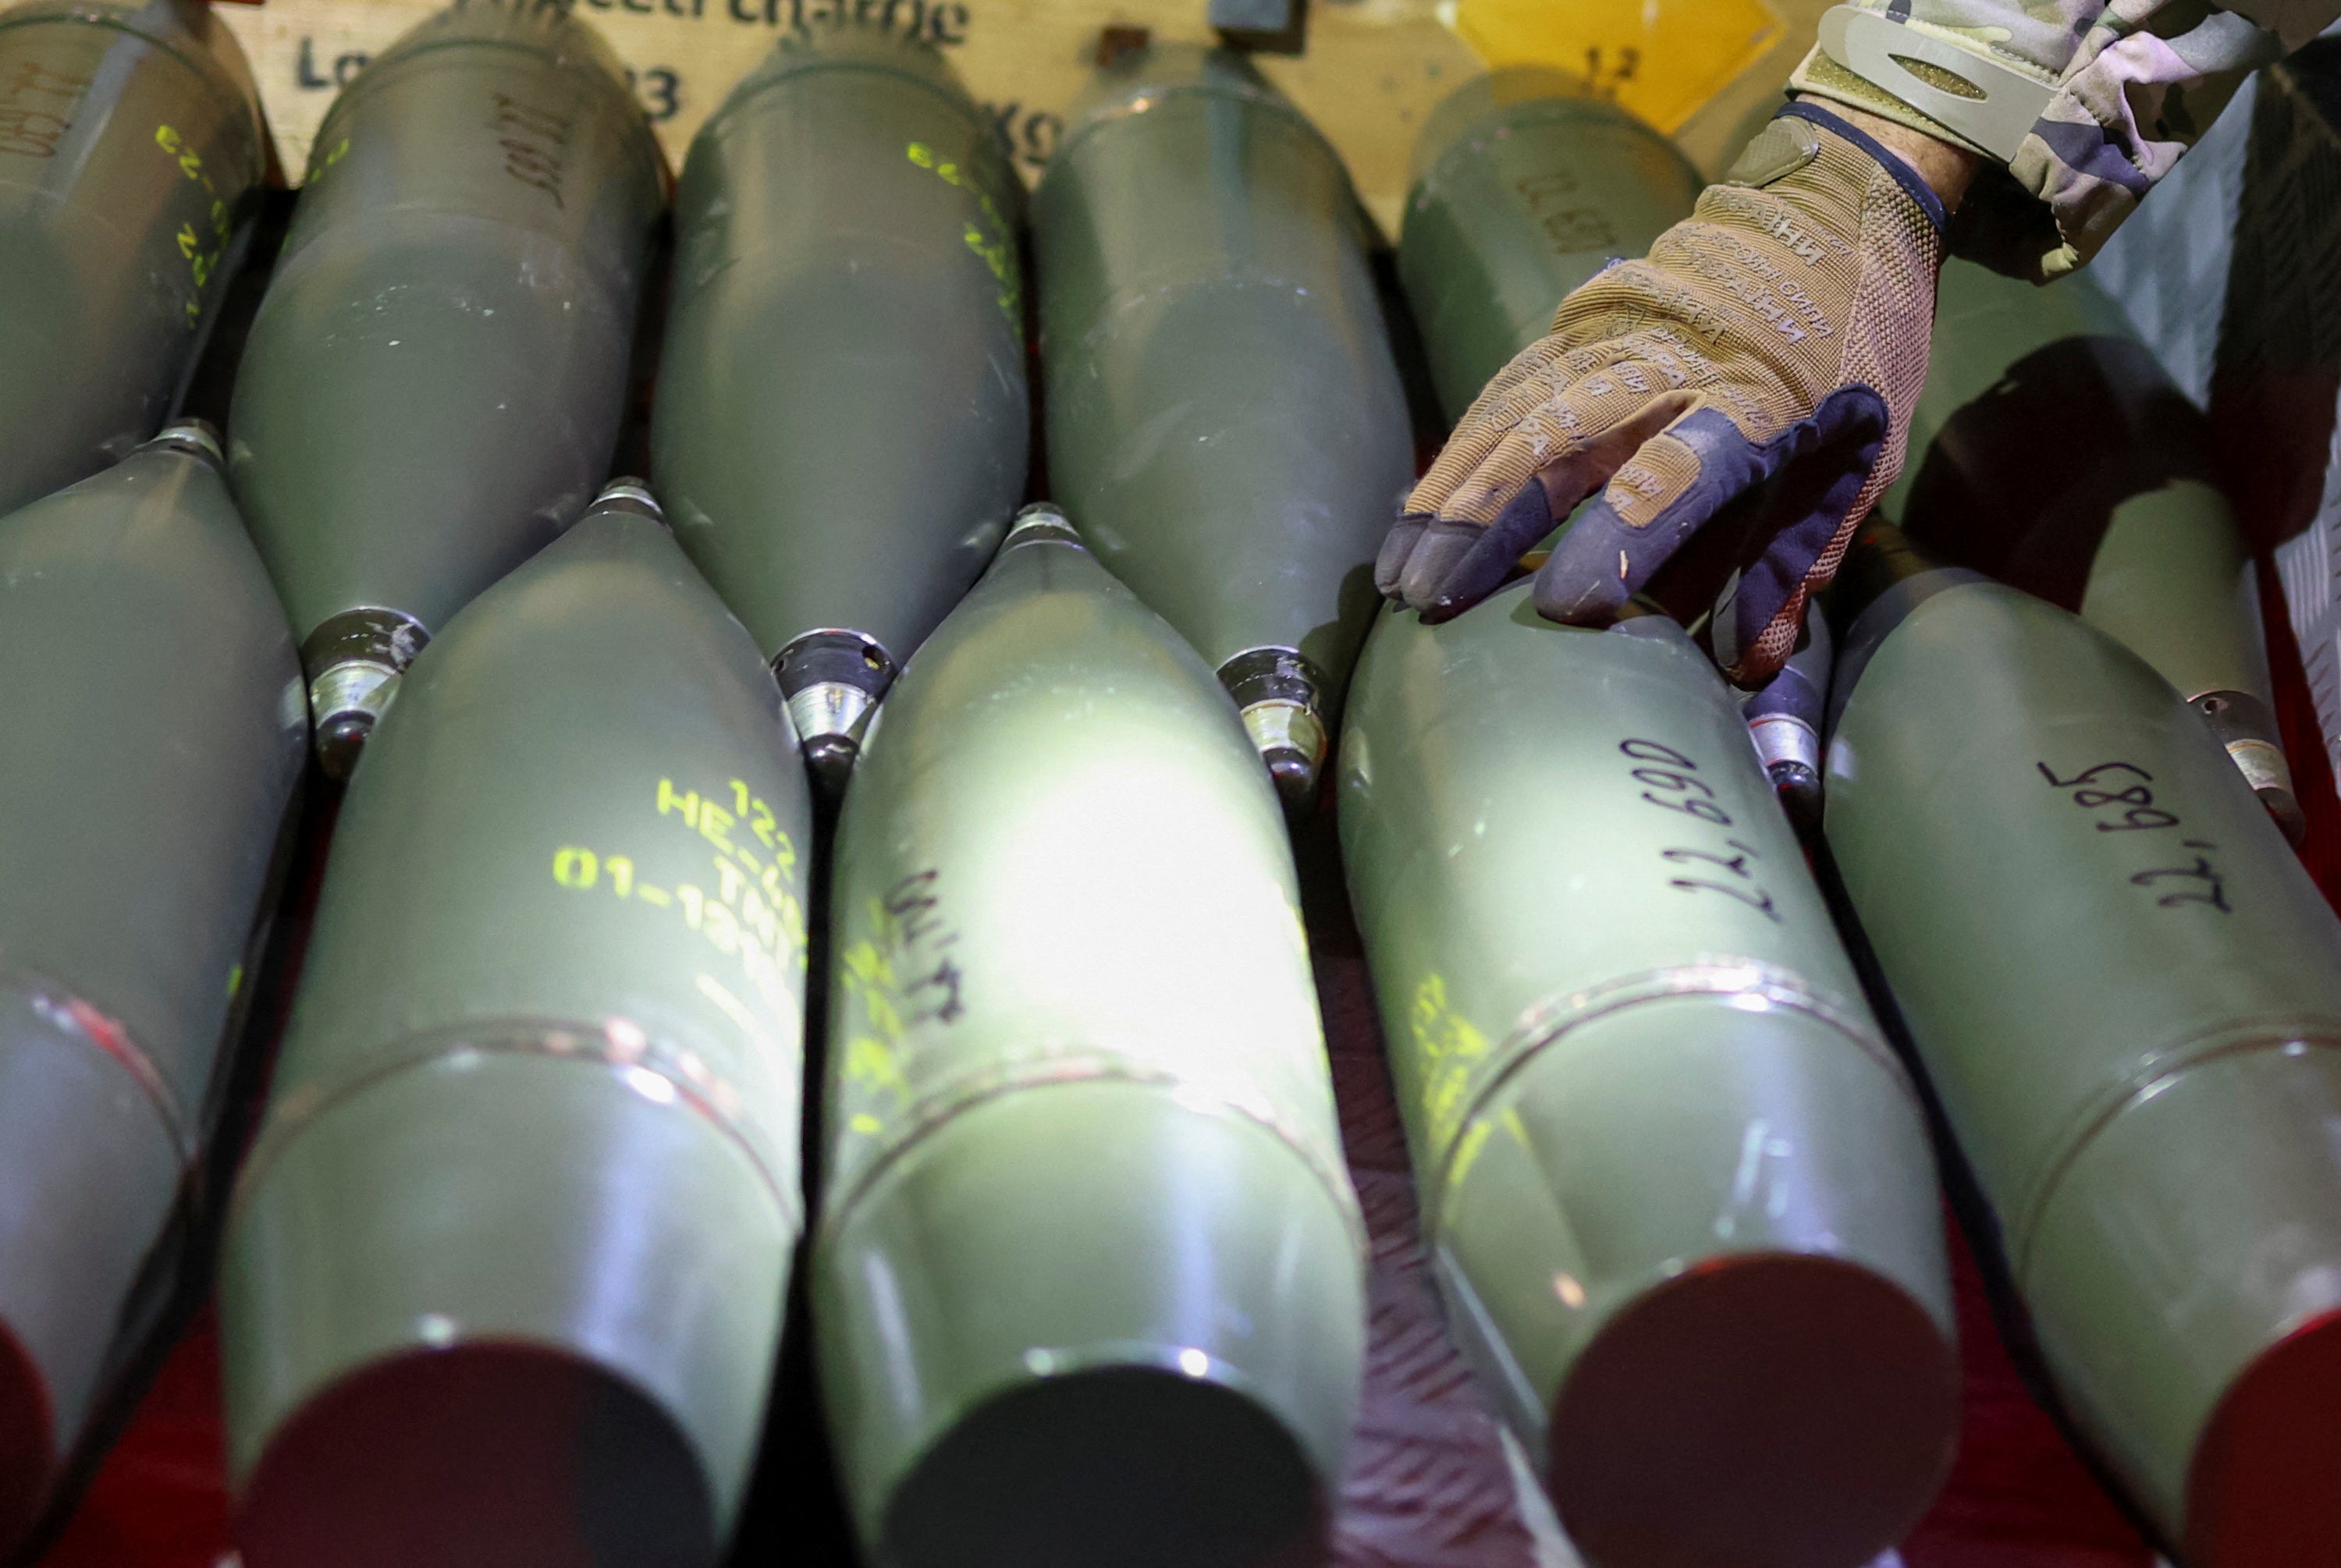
(0, 2, 2337, 1566)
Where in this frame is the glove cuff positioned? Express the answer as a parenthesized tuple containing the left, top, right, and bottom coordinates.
(1774, 101, 1947, 235)
(1806, 5, 2057, 164)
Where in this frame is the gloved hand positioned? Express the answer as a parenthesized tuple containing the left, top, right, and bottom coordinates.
(1377, 101, 1948, 684)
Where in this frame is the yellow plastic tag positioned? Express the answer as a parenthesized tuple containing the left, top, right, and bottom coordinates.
(1449, 0, 1784, 133)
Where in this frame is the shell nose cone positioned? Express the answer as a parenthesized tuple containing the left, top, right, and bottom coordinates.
(1767, 760, 1824, 839)
(2212, 728, 2306, 847)
(301, 611, 428, 782)
(783, 679, 879, 796)
(1263, 744, 1320, 814)
(802, 732, 862, 795)
(307, 658, 406, 781)
(2259, 783, 2308, 848)
(140, 419, 224, 467)
(775, 632, 896, 796)
(314, 711, 376, 782)
(1238, 697, 1327, 818)
(1748, 713, 1823, 838)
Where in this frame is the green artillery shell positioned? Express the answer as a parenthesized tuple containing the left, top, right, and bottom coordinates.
(1391, 78, 1838, 835)
(228, 2, 665, 779)
(1825, 523, 2341, 1565)
(1397, 71, 1700, 427)
(819, 505, 1366, 1568)
(654, 20, 1027, 793)
(1337, 587, 1956, 1568)
(0, 424, 303, 1548)
(0, 0, 264, 515)
(1894, 258, 2303, 841)
(221, 483, 810, 1568)
(1034, 45, 1414, 810)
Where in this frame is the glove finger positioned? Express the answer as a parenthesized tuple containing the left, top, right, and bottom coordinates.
(1454, 331, 1574, 428)
(1406, 338, 1576, 519)
(1531, 403, 1780, 626)
(1409, 330, 1707, 519)
(1405, 389, 1703, 619)
(1375, 513, 1428, 601)
(1398, 478, 1562, 621)
(1406, 368, 1583, 520)
(1716, 385, 1892, 683)
(1434, 382, 1675, 527)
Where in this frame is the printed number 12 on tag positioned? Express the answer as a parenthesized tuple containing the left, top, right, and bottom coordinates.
(1443, 0, 1782, 133)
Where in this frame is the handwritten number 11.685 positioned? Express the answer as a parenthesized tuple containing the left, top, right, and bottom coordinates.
(2034, 760, 2177, 832)
(2036, 759, 2231, 912)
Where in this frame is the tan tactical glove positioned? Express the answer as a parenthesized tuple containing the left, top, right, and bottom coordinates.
(1377, 102, 1947, 684)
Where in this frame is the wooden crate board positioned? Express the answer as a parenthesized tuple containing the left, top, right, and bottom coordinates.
(211, 0, 1831, 238)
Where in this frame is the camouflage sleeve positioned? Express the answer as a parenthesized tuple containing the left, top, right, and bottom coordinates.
(1789, 0, 2328, 278)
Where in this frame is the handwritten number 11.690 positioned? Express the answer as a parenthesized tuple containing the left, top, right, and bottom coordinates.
(1620, 738, 1781, 922)
(1661, 843, 1779, 920)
